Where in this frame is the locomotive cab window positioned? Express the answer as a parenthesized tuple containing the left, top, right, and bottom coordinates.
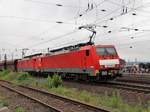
(86, 50, 90, 56)
(96, 47, 117, 56)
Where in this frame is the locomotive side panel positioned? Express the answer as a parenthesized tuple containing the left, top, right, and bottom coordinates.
(17, 59, 33, 72)
(40, 49, 95, 75)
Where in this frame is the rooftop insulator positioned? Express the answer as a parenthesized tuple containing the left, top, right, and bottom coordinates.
(132, 13, 136, 15)
(108, 31, 111, 33)
(56, 4, 63, 6)
(103, 25, 108, 28)
(131, 37, 134, 39)
(110, 18, 114, 20)
(79, 14, 83, 17)
(101, 9, 106, 12)
(134, 29, 139, 31)
(56, 21, 63, 24)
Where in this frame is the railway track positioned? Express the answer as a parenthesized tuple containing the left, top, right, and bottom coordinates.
(116, 78, 150, 85)
(63, 79, 150, 94)
(101, 81, 150, 94)
(0, 80, 111, 112)
(116, 74, 150, 85)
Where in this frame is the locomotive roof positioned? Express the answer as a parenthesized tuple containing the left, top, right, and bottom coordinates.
(21, 44, 116, 59)
(49, 42, 94, 53)
(24, 53, 42, 58)
(95, 45, 115, 47)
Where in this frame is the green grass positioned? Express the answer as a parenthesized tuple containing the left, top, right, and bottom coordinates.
(0, 70, 37, 86)
(0, 96, 8, 108)
(0, 70, 150, 112)
(15, 107, 26, 112)
(48, 86, 150, 112)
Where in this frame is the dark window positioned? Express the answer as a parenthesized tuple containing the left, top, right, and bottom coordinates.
(86, 50, 90, 56)
(96, 47, 117, 56)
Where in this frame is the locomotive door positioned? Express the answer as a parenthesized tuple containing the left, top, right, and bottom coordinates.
(37, 58, 42, 70)
(32, 59, 36, 70)
(83, 50, 90, 70)
(83, 56, 87, 69)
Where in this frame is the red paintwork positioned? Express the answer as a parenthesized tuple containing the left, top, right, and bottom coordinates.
(17, 58, 33, 70)
(17, 45, 120, 77)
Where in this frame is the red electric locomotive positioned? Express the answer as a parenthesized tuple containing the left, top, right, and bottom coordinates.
(17, 44, 122, 80)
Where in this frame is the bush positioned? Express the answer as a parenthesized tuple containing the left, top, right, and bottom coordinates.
(45, 75, 62, 88)
(52, 75, 63, 87)
(0, 70, 10, 78)
(16, 73, 30, 81)
(14, 73, 37, 86)
(0, 70, 13, 81)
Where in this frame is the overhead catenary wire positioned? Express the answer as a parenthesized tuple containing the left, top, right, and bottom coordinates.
(88, 1, 150, 39)
(0, 15, 74, 24)
(47, 37, 88, 51)
(96, 31, 150, 48)
(27, 0, 150, 50)
(18, 0, 89, 44)
(68, 0, 109, 20)
(29, 29, 79, 48)
(24, 0, 87, 8)
(94, 1, 150, 25)
(107, 0, 150, 15)
(21, 0, 141, 46)
(24, 1, 132, 49)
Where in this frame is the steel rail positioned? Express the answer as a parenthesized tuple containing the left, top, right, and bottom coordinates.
(103, 81, 150, 93)
(116, 78, 150, 85)
(64, 80, 150, 94)
(0, 80, 111, 112)
(0, 81, 62, 112)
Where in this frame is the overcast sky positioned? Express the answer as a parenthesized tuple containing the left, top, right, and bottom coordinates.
(0, 0, 150, 62)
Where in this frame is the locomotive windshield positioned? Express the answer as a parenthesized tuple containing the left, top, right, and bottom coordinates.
(96, 47, 117, 56)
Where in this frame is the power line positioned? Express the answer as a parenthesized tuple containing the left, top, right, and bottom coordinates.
(96, 31, 150, 47)
(21, 24, 60, 44)
(76, 0, 109, 17)
(21, 16, 84, 45)
(0, 15, 73, 24)
(47, 37, 88, 51)
(24, 0, 87, 8)
(116, 38, 150, 47)
(94, 28, 149, 46)
(29, 29, 79, 48)
(87, 2, 150, 38)
(107, 0, 150, 15)
(94, 1, 150, 25)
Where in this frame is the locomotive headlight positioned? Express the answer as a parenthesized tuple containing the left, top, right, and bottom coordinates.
(90, 66, 94, 68)
(99, 59, 119, 66)
(99, 59, 120, 69)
